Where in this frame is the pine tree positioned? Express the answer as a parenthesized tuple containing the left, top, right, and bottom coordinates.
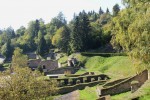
(106, 8, 110, 14)
(70, 16, 83, 52)
(37, 31, 48, 56)
(113, 4, 120, 16)
(1, 40, 12, 58)
(80, 12, 92, 51)
(99, 7, 104, 15)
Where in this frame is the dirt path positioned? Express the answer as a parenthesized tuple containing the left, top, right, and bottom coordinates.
(54, 90, 79, 100)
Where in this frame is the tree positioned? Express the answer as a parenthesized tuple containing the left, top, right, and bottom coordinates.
(99, 7, 104, 15)
(46, 12, 67, 37)
(106, 8, 110, 14)
(27, 19, 40, 38)
(111, 1, 150, 72)
(52, 26, 70, 53)
(37, 31, 48, 56)
(11, 47, 28, 68)
(1, 40, 12, 58)
(90, 22, 103, 49)
(5, 27, 16, 39)
(70, 16, 83, 52)
(80, 12, 92, 50)
(0, 67, 57, 100)
(16, 26, 26, 37)
(113, 4, 120, 16)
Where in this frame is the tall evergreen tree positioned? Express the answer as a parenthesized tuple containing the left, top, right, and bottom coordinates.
(70, 16, 83, 52)
(1, 40, 12, 58)
(37, 31, 48, 56)
(99, 7, 104, 15)
(113, 4, 120, 16)
(80, 12, 92, 51)
(106, 8, 110, 14)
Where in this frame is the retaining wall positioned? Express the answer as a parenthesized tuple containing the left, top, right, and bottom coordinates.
(103, 77, 130, 88)
(45, 67, 79, 75)
(100, 70, 148, 96)
(58, 80, 106, 94)
(56, 74, 110, 86)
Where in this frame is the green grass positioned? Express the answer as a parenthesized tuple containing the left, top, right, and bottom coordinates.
(3, 63, 11, 68)
(75, 54, 136, 79)
(58, 54, 68, 67)
(132, 79, 150, 100)
(79, 86, 98, 100)
(111, 92, 131, 100)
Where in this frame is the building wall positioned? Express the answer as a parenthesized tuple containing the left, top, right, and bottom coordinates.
(45, 67, 80, 75)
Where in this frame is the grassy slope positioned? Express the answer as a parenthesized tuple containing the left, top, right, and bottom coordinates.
(57, 54, 142, 100)
(72, 54, 136, 100)
(75, 54, 136, 79)
(79, 86, 98, 100)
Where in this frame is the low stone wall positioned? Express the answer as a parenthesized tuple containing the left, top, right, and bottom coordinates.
(56, 74, 110, 86)
(58, 80, 106, 94)
(65, 72, 95, 77)
(103, 77, 130, 88)
(45, 67, 80, 75)
(100, 70, 148, 96)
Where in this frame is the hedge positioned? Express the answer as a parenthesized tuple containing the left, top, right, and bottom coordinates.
(81, 52, 127, 57)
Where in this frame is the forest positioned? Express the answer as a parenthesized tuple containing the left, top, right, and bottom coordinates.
(0, 4, 120, 57)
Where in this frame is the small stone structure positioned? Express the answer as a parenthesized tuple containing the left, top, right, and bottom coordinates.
(67, 58, 78, 67)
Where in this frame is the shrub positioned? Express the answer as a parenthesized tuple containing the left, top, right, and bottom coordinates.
(81, 52, 127, 57)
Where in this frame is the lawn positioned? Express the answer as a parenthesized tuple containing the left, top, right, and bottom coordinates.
(75, 54, 136, 79)
(79, 86, 99, 100)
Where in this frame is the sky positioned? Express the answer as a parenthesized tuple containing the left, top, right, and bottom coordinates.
(0, 0, 124, 30)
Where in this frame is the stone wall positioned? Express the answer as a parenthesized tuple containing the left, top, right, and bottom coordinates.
(56, 74, 110, 86)
(100, 70, 148, 96)
(103, 77, 130, 88)
(58, 80, 106, 94)
(45, 67, 80, 75)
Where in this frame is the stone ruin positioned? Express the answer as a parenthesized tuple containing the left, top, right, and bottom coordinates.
(67, 57, 78, 67)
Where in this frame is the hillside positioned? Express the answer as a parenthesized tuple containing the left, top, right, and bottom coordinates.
(57, 54, 138, 100)
(67, 54, 136, 79)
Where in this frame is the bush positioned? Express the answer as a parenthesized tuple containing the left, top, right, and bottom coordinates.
(81, 52, 127, 57)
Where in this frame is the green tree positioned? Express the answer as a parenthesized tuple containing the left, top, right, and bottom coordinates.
(106, 8, 110, 14)
(113, 4, 120, 16)
(11, 47, 28, 68)
(37, 31, 48, 56)
(111, 1, 150, 71)
(80, 11, 92, 50)
(0, 67, 57, 100)
(52, 26, 70, 53)
(1, 40, 12, 58)
(16, 26, 26, 37)
(70, 16, 83, 52)
(99, 7, 104, 15)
